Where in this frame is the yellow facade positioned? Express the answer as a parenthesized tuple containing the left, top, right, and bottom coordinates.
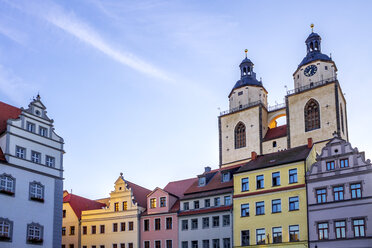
(62, 202, 80, 248)
(81, 176, 145, 248)
(233, 153, 314, 247)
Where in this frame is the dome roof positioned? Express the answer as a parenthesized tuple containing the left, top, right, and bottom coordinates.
(306, 32, 321, 42)
(240, 57, 253, 65)
(298, 51, 332, 67)
(232, 76, 262, 91)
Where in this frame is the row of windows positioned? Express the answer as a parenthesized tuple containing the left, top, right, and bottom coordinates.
(240, 196, 299, 217)
(144, 240, 173, 248)
(26, 121, 48, 137)
(16, 145, 56, 167)
(181, 238, 231, 248)
(0, 219, 43, 244)
(326, 158, 349, 171)
(66, 222, 134, 235)
(240, 169, 298, 192)
(317, 219, 366, 240)
(181, 215, 230, 230)
(241, 225, 299, 246)
(149, 197, 167, 208)
(316, 183, 362, 204)
(183, 196, 231, 211)
(144, 217, 172, 231)
(71, 244, 133, 248)
(0, 174, 45, 201)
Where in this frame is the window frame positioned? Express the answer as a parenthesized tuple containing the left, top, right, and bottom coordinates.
(256, 175, 264, 189)
(272, 227, 282, 243)
(154, 218, 161, 231)
(29, 181, 45, 202)
(160, 197, 167, 207)
(272, 172, 280, 187)
(316, 188, 327, 203)
(289, 225, 299, 242)
(289, 169, 298, 184)
(255, 201, 265, 215)
(31, 151, 41, 164)
(334, 220, 346, 239)
(15, 146, 26, 159)
(45, 155, 55, 167)
(0, 173, 15, 196)
(234, 122, 246, 149)
(202, 217, 209, 229)
(26, 222, 43, 244)
(317, 222, 329, 240)
(256, 228, 266, 245)
(212, 216, 219, 227)
(350, 183, 362, 199)
(353, 219, 366, 237)
(241, 203, 249, 217)
(271, 199, 281, 213)
(304, 99, 320, 132)
(333, 185, 344, 201)
(241, 230, 249, 246)
(340, 158, 349, 168)
(0, 218, 13, 242)
(241, 177, 249, 192)
(166, 217, 172, 230)
(289, 196, 299, 211)
(26, 121, 36, 133)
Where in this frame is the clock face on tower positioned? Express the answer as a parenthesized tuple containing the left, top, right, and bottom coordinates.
(304, 65, 318, 77)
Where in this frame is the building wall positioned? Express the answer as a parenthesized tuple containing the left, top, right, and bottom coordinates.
(307, 138, 372, 247)
(220, 105, 260, 165)
(262, 136, 287, 154)
(141, 213, 178, 248)
(178, 211, 233, 248)
(62, 203, 79, 248)
(287, 82, 338, 148)
(0, 99, 64, 248)
(233, 161, 310, 247)
(80, 177, 144, 248)
(229, 86, 267, 110)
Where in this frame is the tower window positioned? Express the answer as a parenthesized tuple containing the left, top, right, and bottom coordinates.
(340, 104, 344, 134)
(235, 122, 246, 149)
(272, 141, 277, 147)
(325, 66, 328, 70)
(305, 99, 320, 132)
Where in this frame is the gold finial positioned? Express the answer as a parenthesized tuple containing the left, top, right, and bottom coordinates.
(310, 23, 314, 32)
(244, 49, 248, 58)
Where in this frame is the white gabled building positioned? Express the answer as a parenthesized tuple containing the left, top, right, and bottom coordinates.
(0, 95, 64, 247)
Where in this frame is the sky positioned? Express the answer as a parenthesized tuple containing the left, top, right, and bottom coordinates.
(0, 0, 371, 199)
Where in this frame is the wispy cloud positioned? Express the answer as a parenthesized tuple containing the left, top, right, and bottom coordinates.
(41, 5, 172, 82)
(0, 23, 26, 45)
(0, 65, 35, 105)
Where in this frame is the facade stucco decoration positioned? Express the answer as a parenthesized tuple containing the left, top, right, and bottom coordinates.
(306, 135, 372, 247)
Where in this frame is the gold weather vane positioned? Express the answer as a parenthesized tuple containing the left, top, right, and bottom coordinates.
(245, 49, 248, 58)
(310, 23, 314, 32)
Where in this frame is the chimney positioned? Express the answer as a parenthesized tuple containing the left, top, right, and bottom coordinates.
(204, 166, 211, 173)
(251, 151, 257, 160)
(307, 137, 313, 148)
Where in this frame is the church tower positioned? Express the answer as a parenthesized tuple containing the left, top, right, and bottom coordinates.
(219, 51, 268, 166)
(286, 25, 348, 151)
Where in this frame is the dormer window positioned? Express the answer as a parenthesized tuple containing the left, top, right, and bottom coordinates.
(160, 197, 166, 207)
(222, 172, 230, 182)
(198, 177, 206, 187)
(150, 198, 156, 208)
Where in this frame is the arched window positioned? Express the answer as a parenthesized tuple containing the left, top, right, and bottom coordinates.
(305, 99, 320, 132)
(315, 41, 319, 50)
(235, 122, 246, 149)
(340, 104, 344, 134)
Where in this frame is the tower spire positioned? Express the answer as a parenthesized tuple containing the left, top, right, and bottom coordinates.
(244, 49, 248, 58)
(310, 23, 314, 33)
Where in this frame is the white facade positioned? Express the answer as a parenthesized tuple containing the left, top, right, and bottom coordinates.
(0, 96, 64, 247)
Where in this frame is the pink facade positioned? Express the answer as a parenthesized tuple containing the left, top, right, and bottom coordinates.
(141, 188, 179, 248)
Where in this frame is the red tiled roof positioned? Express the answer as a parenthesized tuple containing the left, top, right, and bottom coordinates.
(164, 178, 197, 198)
(263, 125, 287, 141)
(178, 205, 232, 216)
(0, 101, 21, 134)
(126, 180, 151, 208)
(0, 148, 6, 162)
(63, 192, 106, 219)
